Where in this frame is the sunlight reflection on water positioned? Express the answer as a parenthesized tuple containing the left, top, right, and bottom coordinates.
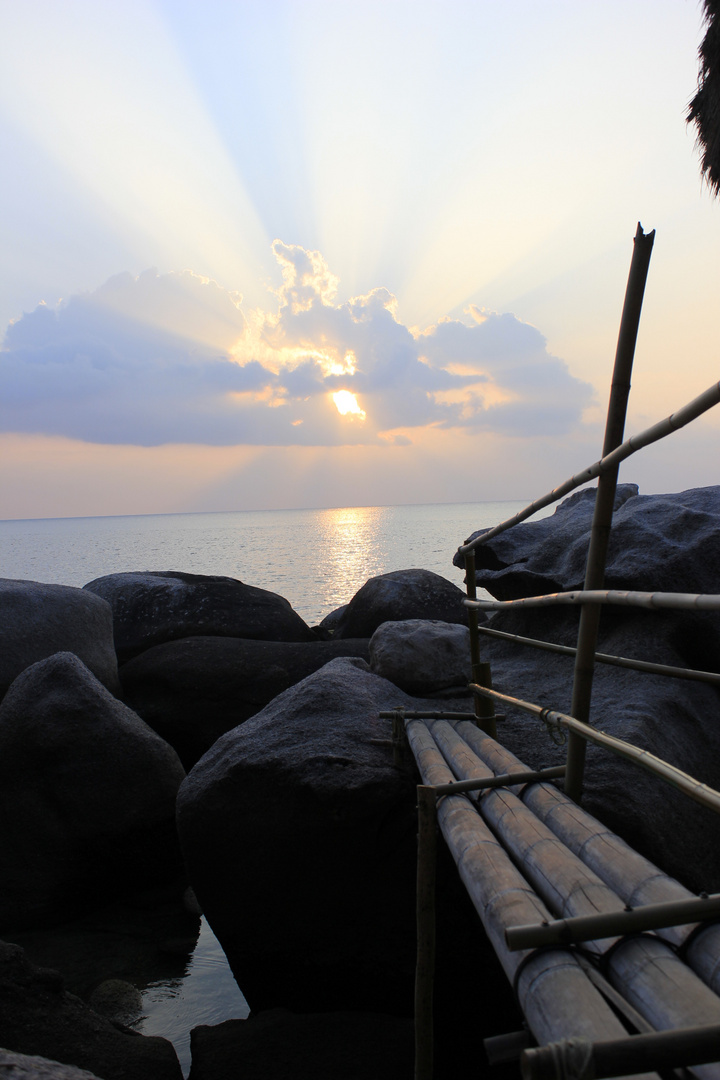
(0, 500, 549, 625)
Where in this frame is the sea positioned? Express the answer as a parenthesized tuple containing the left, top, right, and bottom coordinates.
(0, 498, 547, 1074)
(0, 499, 543, 624)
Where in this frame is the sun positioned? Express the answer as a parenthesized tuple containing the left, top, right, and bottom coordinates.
(332, 390, 366, 420)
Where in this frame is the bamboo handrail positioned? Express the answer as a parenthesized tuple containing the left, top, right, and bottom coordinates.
(456, 380, 720, 557)
(467, 682, 720, 814)
(465, 588, 720, 612)
(475, 623, 720, 685)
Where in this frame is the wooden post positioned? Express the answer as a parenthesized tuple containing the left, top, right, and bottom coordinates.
(565, 223, 655, 803)
(415, 785, 437, 1080)
(464, 550, 497, 737)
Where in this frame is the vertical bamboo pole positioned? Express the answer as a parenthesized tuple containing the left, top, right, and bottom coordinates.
(565, 223, 655, 802)
(465, 551, 497, 738)
(415, 785, 437, 1080)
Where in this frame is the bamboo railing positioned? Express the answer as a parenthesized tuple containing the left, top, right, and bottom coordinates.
(395, 224, 720, 1080)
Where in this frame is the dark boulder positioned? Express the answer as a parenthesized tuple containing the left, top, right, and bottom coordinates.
(0, 578, 119, 701)
(176, 658, 421, 1015)
(83, 571, 316, 663)
(0, 940, 182, 1080)
(121, 635, 371, 770)
(177, 658, 522, 1057)
(188, 1009, 414, 1080)
(0, 653, 186, 930)
(369, 620, 471, 696)
(332, 569, 472, 639)
(454, 484, 720, 600)
(317, 603, 347, 636)
(0, 1049, 103, 1079)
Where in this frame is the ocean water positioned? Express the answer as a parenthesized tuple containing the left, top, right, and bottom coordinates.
(0, 500, 542, 625)
(0, 498, 550, 1074)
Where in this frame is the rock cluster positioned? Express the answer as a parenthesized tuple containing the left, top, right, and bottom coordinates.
(0, 565, 479, 1077)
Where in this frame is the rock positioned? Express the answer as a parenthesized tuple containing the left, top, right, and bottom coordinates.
(0, 579, 120, 701)
(0, 941, 182, 1080)
(317, 604, 347, 635)
(87, 979, 143, 1027)
(0, 1049, 103, 1079)
(0, 653, 186, 930)
(454, 484, 720, 600)
(121, 636, 371, 770)
(369, 620, 471, 696)
(176, 658, 421, 1015)
(188, 1009, 414, 1080)
(332, 569, 473, 639)
(176, 656, 519, 1047)
(83, 571, 316, 663)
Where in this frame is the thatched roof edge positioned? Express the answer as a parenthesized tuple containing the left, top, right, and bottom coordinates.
(688, 0, 720, 196)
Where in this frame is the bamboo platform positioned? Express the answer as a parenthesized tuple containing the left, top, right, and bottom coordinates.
(385, 708, 720, 1080)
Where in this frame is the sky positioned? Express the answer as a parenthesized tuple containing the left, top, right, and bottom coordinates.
(1, 0, 718, 520)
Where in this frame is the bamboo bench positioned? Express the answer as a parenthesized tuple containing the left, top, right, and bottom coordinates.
(384, 708, 720, 1080)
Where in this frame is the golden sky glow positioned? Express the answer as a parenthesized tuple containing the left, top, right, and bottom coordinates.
(0, 1, 718, 519)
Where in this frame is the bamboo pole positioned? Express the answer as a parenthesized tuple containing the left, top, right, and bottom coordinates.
(521, 1025, 720, 1080)
(380, 710, 479, 722)
(456, 374, 720, 557)
(415, 785, 436, 1080)
(433, 765, 566, 798)
(506, 893, 720, 951)
(465, 588, 720, 612)
(468, 681, 720, 814)
(464, 550, 497, 737)
(475, 621, 720, 686)
(567, 224, 655, 803)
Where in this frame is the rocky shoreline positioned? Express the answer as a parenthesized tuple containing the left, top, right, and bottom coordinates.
(1, 484, 719, 1078)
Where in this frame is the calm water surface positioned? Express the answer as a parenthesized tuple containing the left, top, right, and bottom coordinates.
(0, 500, 543, 623)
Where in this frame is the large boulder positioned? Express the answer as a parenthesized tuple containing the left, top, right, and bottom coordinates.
(177, 658, 521, 1053)
(0, 940, 182, 1080)
(83, 571, 316, 663)
(332, 569, 472, 639)
(0, 652, 186, 930)
(454, 484, 720, 600)
(176, 658, 419, 1015)
(121, 635, 371, 770)
(0, 579, 119, 701)
(369, 620, 471, 696)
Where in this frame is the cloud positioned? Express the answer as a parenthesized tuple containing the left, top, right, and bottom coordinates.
(0, 245, 593, 446)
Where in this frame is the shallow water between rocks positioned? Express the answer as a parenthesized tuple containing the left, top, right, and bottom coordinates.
(138, 916, 249, 1075)
(4, 890, 249, 1078)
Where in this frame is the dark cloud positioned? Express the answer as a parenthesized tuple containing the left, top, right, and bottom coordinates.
(0, 248, 593, 447)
